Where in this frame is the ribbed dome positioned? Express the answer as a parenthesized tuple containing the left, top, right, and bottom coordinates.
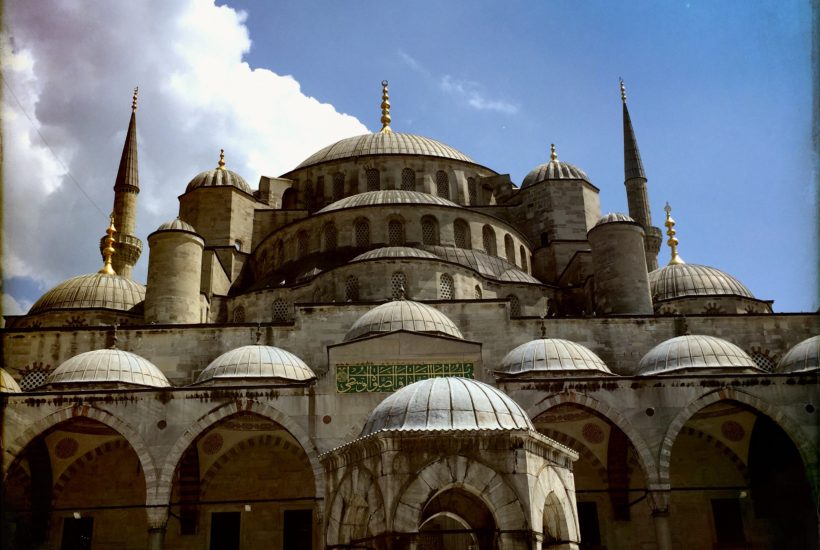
(638, 335, 758, 375)
(45, 349, 171, 388)
(421, 246, 522, 280)
(776, 336, 820, 373)
(196, 345, 315, 384)
(360, 377, 533, 436)
(499, 339, 612, 375)
(522, 159, 589, 188)
(0, 368, 22, 393)
(318, 190, 459, 213)
(345, 300, 463, 342)
(594, 212, 635, 228)
(292, 132, 476, 171)
(352, 247, 439, 262)
(155, 217, 197, 233)
(29, 273, 146, 315)
(649, 264, 754, 302)
(498, 268, 541, 284)
(186, 168, 252, 194)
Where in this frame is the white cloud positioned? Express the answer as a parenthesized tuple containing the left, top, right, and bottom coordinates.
(2, 0, 368, 294)
(439, 75, 519, 115)
(2, 293, 31, 317)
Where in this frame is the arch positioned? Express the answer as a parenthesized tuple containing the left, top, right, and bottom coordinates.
(528, 394, 656, 484)
(326, 464, 387, 547)
(474, 285, 482, 299)
(439, 273, 455, 300)
(676, 426, 750, 483)
(345, 275, 360, 301)
(504, 234, 515, 264)
(507, 294, 521, 317)
(281, 187, 297, 209)
(354, 218, 371, 247)
(401, 167, 416, 191)
(467, 177, 477, 205)
(421, 215, 439, 246)
(435, 170, 450, 199)
(366, 168, 380, 191)
(332, 172, 345, 201)
(520, 245, 528, 272)
(322, 222, 338, 251)
(152, 400, 324, 510)
(658, 388, 817, 484)
(454, 219, 471, 249)
(272, 297, 291, 322)
(482, 225, 497, 256)
(51, 439, 138, 501)
(231, 305, 245, 323)
(538, 428, 608, 485)
(392, 455, 529, 533)
(532, 464, 579, 544)
(391, 271, 407, 300)
(388, 218, 406, 246)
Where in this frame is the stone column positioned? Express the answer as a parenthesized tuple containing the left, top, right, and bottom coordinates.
(648, 489, 672, 550)
(146, 506, 169, 550)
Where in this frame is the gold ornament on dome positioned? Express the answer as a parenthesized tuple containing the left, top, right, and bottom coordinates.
(98, 214, 118, 275)
(217, 148, 226, 170)
(379, 80, 392, 133)
(664, 202, 685, 265)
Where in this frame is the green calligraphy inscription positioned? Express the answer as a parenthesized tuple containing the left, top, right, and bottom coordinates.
(336, 362, 474, 393)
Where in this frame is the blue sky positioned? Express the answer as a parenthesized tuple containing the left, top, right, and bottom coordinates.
(3, 0, 816, 314)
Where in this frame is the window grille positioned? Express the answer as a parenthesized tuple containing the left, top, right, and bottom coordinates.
(474, 285, 482, 299)
(435, 171, 449, 199)
(421, 217, 439, 245)
(297, 231, 309, 258)
(388, 220, 405, 246)
(483, 225, 497, 255)
(272, 298, 290, 322)
(345, 276, 359, 301)
(505, 235, 515, 263)
(439, 274, 455, 300)
(333, 173, 344, 201)
(354, 219, 371, 247)
(508, 294, 521, 317)
(392, 272, 407, 300)
(232, 306, 245, 323)
(454, 220, 470, 249)
(520, 246, 528, 272)
(750, 351, 776, 372)
(401, 168, 416, 191)
(467, 177, 477, 204)
(366, 169, 380, 191)
(323, 223, 337, 251)
(21, 369, 49, 391)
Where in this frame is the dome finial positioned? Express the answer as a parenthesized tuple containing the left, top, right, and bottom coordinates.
(132, 86, 139, 112)
(619, 78, 626, 103)
(550, 143, 558, 162)
(99, 214, 118, 275)
(664, 202, 685, 265)
(217, 149, 226, 170)
(379, 80, 392, 134)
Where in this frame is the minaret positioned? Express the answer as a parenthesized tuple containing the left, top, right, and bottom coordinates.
(101, 87, 143, 278)
(621, 79, 661, 271)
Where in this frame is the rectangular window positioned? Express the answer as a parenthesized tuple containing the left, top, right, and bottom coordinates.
(283, 509, 313, 550)
(210, 511, 241, 550)
(577, 501, 601, 546)
(711, 498, 745, 545)
(61, 517, 93, 550)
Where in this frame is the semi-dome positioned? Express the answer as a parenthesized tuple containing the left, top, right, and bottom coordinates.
(360, 377, 533, 436)
(594, 212, 635, 228)
(291, 132, 477, 172)
(352, 247, 439, 262)
(776, 336, 820, 373)
(499, 338, 612, 376)
(154, 217, 197, 233)
(318, 190, 459, 213)
(1, 368, 22, 393)
(498, 268, 541, 284)
(649, 263, 754, 302)
(345, 300, 463, 342)
(522, 146, 589, 188)
(196, 345, 315, 384)
(637, 335, 759, 376)
(45, 349, 171, 388)
(29, 273, 146, 315)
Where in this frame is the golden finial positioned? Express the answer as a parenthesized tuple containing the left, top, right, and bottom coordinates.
(379, 80, 392, 134)
(550, 143, 558, 162)
(132, 87, 139, 112)
(664, 202, 685, 265)
(99, 214, 118, 275)
(619, 78, 626, 103)
(217, 149, 226, 170)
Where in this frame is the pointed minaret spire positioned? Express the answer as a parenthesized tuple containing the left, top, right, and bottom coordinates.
(102, 87, 143, 279)
(663, 202, 685, 265)
(379, 80, 392, 133)
(621, 79, 646, 180)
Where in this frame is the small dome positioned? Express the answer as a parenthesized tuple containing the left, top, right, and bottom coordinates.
(345, 300, 463, 342)
(638, 335, 758, 376)
(360, 377, 533, 436)
(29, 273, 146, 315)
(594, 212, 635, 228)
(522, 155, 589, 188)
(318, 190, 459, 213)
(776, 336, 820, 373)
(352, 247, 439, 262)
(290, 132, 478, 172)
(1, 368, 22, 393)
(186, 167, 252, 194)
(649, 264, 754, 302)
(498, 268, 541, 284)
(499, 339, 612, 376)
(154, 217, 197, 233)
(196, 345, 315, 384)
(45, 349, 171, 388)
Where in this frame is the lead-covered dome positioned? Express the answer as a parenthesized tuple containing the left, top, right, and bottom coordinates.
(360, 377, 533, 435)
(185, 160, 252, 194)
(594, 212, 635, 228)
(638, 335, 759, 376)
(649, 264, 754, 302)
(522, 146, 589, 188)
(29, 273, 146, 315)
(776, 336, 820, 373)
(154, 217, 197, 233)
(345, 300, 463, 341)
(499, 338, 612, 376)
(352, 247, 439, 262)
(318, 190, 459, 213)
(1, 368, 22, 393)
(45, 349, 170, 388)
(196, 345, 315, 384)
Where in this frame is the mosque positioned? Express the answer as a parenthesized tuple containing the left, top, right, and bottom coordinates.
(1, 81, 818, 550)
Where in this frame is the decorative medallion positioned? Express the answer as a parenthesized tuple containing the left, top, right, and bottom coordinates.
(582, 422, 605, 444)
(202, 432, 224, 455)
(55, 437, 79, 459)
(721, 420, 745, 442)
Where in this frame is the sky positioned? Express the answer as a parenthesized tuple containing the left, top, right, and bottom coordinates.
(2, 0, 817, 316)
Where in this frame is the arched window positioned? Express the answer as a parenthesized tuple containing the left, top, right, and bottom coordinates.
(345, 276, 359, 301)
(323, 223, 337, 251)
(482, 225, 497, 256)
(454, 219, 471, 249)
(401, 168, 416, 191)
(467, 177, 477, 205)
(297, 231, 309, 258)
(388, 219, 405, 246)
(354, 219, 371, 247)
(439, 274, 455, 300)
(520, 245, 528, 273)
(232, 306, 246, 323)
(391, 271, 407, 300)
(435, 170, 450, 199)
(281, 188, 297, 209)
(366, 168, 380, 191)
(333, 172, 345, 201)
(315, 175, 325, 206)
(421, 216, 439, 245)
(474, 285, 482, 299)
(272, 298, 290, 322)
(508, 294, 521, 317)
(504, 234, 515, 264)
